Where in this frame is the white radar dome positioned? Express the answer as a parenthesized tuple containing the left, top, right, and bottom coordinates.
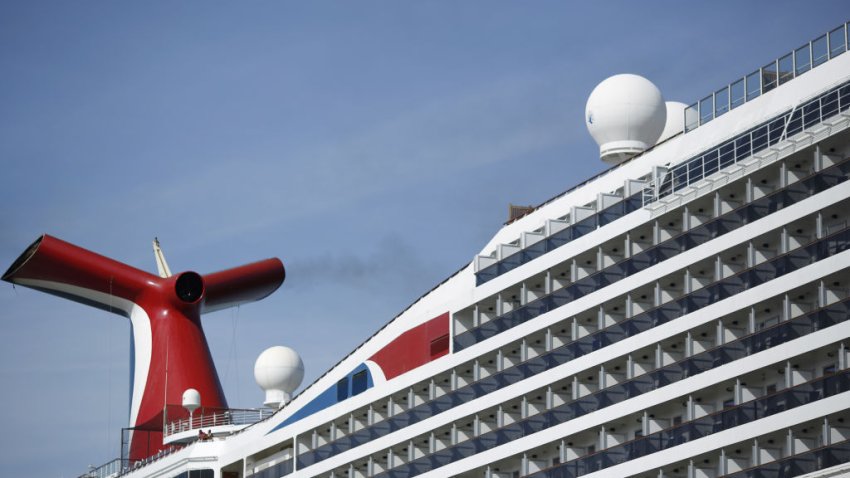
(657, 101, 693, 144)
(585, 74, 666, 165)
(254, 345, 304, 409)
(182, 388, 201, 414)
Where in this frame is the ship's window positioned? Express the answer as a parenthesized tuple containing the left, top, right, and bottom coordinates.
(352, 370, 368, 396)
(430, 334, 450, 358)
(173, 471, 214, 478)
(337, 377, 349, 401)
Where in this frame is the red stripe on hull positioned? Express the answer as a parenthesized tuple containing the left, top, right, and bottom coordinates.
(370, 312, 450, 380)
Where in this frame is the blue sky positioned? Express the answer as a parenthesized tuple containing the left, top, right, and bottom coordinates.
(0, 2, 846, 476)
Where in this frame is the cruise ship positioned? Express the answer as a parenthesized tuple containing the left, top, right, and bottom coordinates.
(5, 20, 850, 478)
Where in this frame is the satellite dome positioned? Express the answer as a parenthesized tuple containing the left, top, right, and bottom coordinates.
(657, 101, 693, 143)
(182, 388, 201, 413)
(254, 346, 304, 408)
(585, 74, 666, 164)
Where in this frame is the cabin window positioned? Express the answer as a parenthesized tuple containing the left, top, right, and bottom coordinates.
(352, 370, 368, 396)
(173, 470, 214, 478)
(337, 377, 349, 401)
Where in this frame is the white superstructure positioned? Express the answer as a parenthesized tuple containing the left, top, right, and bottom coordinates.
(85, 21, 850, 478)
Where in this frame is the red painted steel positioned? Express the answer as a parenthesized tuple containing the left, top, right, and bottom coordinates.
(2, 234, 284, 461)
(369, 312, 450, 380)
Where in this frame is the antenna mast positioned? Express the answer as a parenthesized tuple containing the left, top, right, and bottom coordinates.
(153, 237, 172, 278)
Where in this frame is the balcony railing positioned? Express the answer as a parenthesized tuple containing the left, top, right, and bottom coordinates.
(462, 156, 850, 350)
(651, 79, 850, 204)
(722, 437, 850, 477)
(525, 369, 850, 478)
(162, 405, 275, 438)
(685, 22, 848, 132)
(298, 223, 850, 471)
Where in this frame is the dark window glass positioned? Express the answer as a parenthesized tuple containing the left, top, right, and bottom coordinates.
(183, 471, 213, 478)
(352, 370, 368, 396)
(337, 377, 349, 401)
(430, 334, 450, 357)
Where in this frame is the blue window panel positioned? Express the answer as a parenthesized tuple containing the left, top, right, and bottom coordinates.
(337, 377, 349, 401)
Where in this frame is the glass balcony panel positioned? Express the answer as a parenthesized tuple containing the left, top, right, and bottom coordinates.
(830, 26, 846, 58)
(730, 78, 745, 110)
(699, 95, 714, 125)
(735, 134, 752, 160)
(795, 44, 812, 75)
(715, 86, 730, 117)
(812, 34, 828, 67)
(752, 124, 769, 153)
(716, 141, 735, 169)
(501, 250, 522, 272)
(523, 240, 547, 260)
(778, 53, 794, 84)
(572, 218, 595, 239)
(768, 116, 785, 144)
(685, 102, 699, 131)
(746, 70, 761, 101)
(787, 108, 803, 136)
(762, 61, 778, 92)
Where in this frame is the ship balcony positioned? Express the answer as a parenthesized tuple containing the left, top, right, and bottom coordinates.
(162, 405, 274, 445)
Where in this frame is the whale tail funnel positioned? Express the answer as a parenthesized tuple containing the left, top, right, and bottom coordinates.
(3, 234, 285, 460)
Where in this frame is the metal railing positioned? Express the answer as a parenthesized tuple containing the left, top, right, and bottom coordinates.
(162, 406, 275, 438)
(77, 458, 127, 478)
(645, 77, 850, 205)
(685, 21, 848, 132)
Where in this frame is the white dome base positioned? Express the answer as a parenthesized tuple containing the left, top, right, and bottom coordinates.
(599, 140, 652, 165)
(263, 389, 291, 409)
